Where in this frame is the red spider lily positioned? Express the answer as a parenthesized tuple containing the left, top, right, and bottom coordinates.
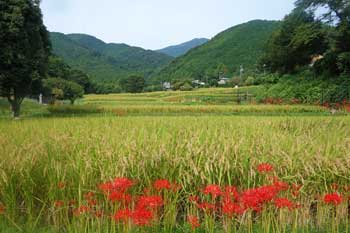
(94, 210, 103, 218)
(114, 209, 132, 223)
(202, 184, 222, 198)
(69, 200, 76, 206)
(257, 163, 274, 174)
(223, 186, 240, 202)
(189, 195, 200, 203)
(143, 188, 151, 194)
(187, 215, 200, 230)
(131, 208, 154, 226)
(331, 183, 339, 191)
(84, 192, 95, 200)
(241, 185, 280, 212)
(0, 204, 6, 214)
(88, 199, 97, 206)
(274, 198, 295, 210)
(54, 200, 65, 208)
(57, 182, 65, 189)
(153, 179, 172, 191)
(343, 186, 350, 192)
(197, 202, 216, 212)
(136, 195, 164, 209)
(273, 178, 289, 191)
(171, 183, 182, 192)
(113, 177, 134, 192)
(222, 202, 244, 216)
(99, 177, 134, 194)
(73, 205, 90, 216)
(99, 182, 114, 193)
(291, 184, 302, 197)
(108, 191, 132, 204)
(324, 193, 343, 206)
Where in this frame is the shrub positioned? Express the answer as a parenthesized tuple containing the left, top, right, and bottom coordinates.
(47, 104, 103, 115)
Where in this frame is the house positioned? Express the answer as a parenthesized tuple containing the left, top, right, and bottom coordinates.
(192, 80, 206, 86)
(218, 78, 230, 85)
(162, 82, 172, 90)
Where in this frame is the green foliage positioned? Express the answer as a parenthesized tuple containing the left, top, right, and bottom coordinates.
(294, 0, 350, 76)
(152, 20, 280, 83)
(50, 33, 173, 83)
(48, 56, 93, 93)
(47, 104, 103, 115)
(256, 72, 350, 103)
(244, 77, 256, 86)
(120, 76, 146, 93)
(180, 83, 193, 91)
(0, 0, 51, 117)
(43, 78, 84, 104)
(93, 82, 122, 94)
(260, 9, 327, 73)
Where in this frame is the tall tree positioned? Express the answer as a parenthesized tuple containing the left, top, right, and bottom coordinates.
(0, 0, 50, 118)
(260, 9, 326, 73)
(120, 76, 145, 93)
(295, 0, 349, 24)
(296, 0, 350, 75)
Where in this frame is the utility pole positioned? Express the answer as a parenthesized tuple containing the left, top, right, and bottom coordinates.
(240, 65, 244, 79)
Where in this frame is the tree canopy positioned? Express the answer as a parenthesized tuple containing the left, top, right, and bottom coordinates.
(120, 76, 146, 93)
(0, 0, 51, 117)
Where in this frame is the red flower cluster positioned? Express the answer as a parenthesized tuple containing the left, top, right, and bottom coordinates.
(102, 177, 167, 226)
(49, 172, 350, 229)
(274, 198, 295, 210)
(99, 177, 134, 194)
(113, 195, 163, 226)
(187, 215, 200, 230)
(153, 179, 172, 190)
(324, 193, 343, 206)
(57, 182, 65, 189)
(73, 205, 90, 216)
(202, 184, 222, 198)
(257, 163, 274, 174)
(54, 200, 64, 208)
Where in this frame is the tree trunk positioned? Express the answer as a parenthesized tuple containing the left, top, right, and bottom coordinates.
(70, 99, 75, 105)
(8, 96, 23, 119)
(11, 100, 21, 119)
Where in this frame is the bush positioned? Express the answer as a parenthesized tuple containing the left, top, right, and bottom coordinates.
(244, 76, 255, 86)
(180, 83, 193, 91)
(255, 73, 350, 104)
(47, 104, 104, 115)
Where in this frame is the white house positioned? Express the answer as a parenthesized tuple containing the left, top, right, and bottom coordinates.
(163, 82, 171, 90)
(192, 80, 206, 86)
(218, 78, 230, 85)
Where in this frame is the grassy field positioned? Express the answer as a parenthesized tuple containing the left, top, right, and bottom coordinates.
(0, 88, 350, 232)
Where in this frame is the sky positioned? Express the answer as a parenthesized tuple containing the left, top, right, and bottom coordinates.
(41, 0, 296, 50)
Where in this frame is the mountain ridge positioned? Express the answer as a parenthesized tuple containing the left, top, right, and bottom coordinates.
(157, 38, 210, 57)
(151, 20, 280, 83)
(49, 32, 173, 83)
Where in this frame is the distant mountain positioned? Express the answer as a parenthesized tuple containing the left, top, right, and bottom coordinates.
(151, 20, 280, 82)
(50, 33, 173, 83)
(157, 38, 209, 57)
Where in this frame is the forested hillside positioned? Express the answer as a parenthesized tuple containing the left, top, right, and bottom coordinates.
(151, 20, 280, 83)
(50, 33, 173, 83)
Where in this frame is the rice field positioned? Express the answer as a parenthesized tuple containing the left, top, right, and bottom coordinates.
(0, 89, 350, 232)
